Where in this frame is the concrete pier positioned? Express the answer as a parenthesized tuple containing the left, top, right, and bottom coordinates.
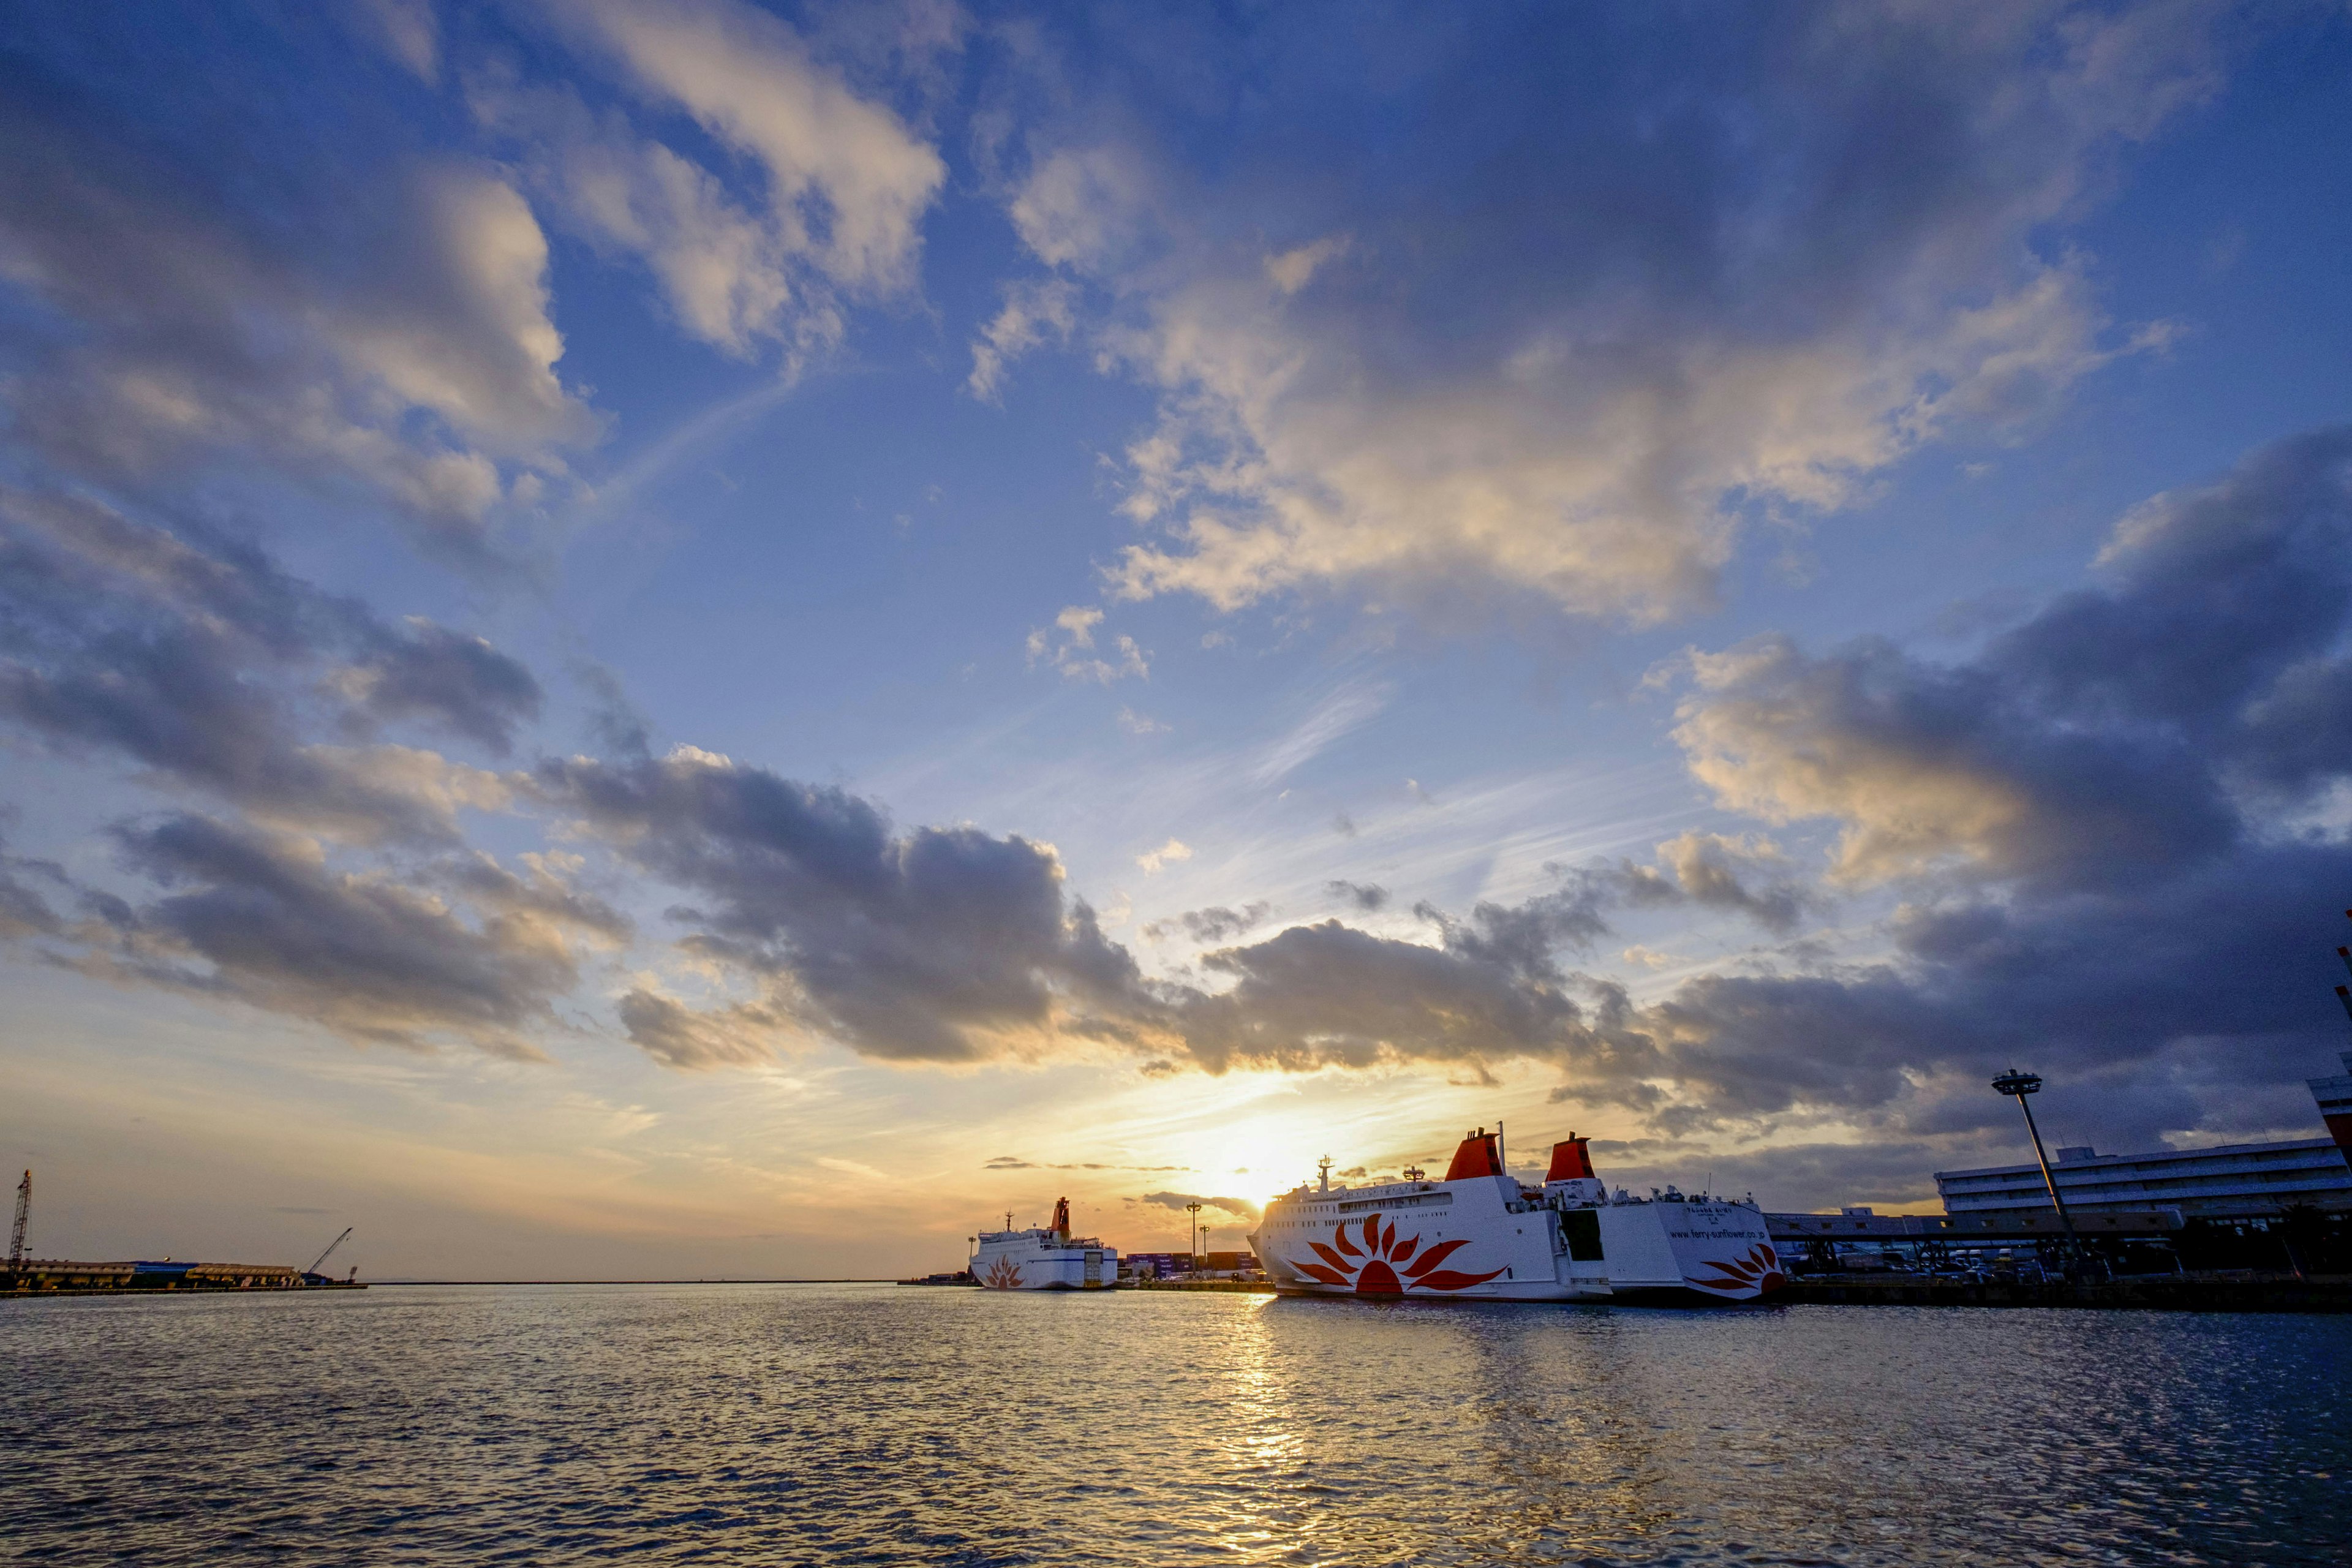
(4, 1260, 364, 1297)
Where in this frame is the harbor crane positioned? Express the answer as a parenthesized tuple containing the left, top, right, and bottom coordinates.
(304, 1226, 352, 1280)
(9, 1169, 26, 1269)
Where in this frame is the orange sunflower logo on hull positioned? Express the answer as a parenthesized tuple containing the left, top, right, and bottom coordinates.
(1289, 1213, 1504, 1295)
(1687, 1243, 1786, 1297)
(981, 1255, 1024, 1289)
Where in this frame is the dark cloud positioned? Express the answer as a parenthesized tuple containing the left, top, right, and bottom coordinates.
(1676, 427, 2352, 893)
(1652, 832, 1811, 933)
(0, 834, 67, 938)
(614, 990, 777, 1071)
(533, 749, 1150, 1065)
(1625, 426, 2352, 1145)
(522, 745, 1825, 1084)
(337, 623, 541, 756)
(1144, 901, 1270, 944)
(571, 660, 653, 760)
(72, 813, 612, 1058)
(1172, 919, 1597, 1076)
(1324, 880, 1387, 911)
(0, 488, 535, 842)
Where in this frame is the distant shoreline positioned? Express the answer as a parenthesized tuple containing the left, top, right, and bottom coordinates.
(369, 1278, 902, 1286)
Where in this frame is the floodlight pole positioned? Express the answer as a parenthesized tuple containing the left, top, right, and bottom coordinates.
(1991, 1069, 2083, 1262)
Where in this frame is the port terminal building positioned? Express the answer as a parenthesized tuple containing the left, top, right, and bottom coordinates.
(1766, 1054, 2352, 1273)
(1933, 1137, 2352, 1220)
(1932, 1052, 2352, 1219)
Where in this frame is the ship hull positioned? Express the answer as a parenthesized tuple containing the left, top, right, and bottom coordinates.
(1251, 1167, 1784, 1305)
(970, 1230, 1120, 1291)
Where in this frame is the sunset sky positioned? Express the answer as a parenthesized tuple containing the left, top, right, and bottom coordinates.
(6, 1, 2352, 1279)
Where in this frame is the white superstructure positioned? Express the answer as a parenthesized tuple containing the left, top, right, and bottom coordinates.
(971, 1198, 1119, 1291)
(1250, 1129, 1784, 1305)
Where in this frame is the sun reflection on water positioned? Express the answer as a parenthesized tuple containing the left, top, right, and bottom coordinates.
(5, 1284, 2347, 1566)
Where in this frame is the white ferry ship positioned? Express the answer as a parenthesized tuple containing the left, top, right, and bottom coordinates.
(1251, 1129, 1784, 1304)
(971, 1198, 1119, 1291)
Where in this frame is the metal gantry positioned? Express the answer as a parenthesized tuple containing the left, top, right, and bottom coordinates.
(8, 1169, 26, 1269)
(304, 1226, 353, 1279)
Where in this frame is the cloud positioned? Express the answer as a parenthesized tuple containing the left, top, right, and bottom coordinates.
(470, 0, 947, 369)
(1009, 145, 1152, 270)
(475, 80, 802, 359)
(0, 67, 592, 560)
(1134, 837, 1192, 875)
(552, 0, 946, 317)
(67, 815, 614, 1059)
(985, 4, 2221, 630)
(354, 0, 440, 83)
(614, 989, 778, 1071)
(1251, 680, 1390, 783)
(0, 489, 533, 844)
(1142, 902, 1268, 944)
(331, 620, 543, 756)
(1607, 424, 2352, 1143)
(12, 383, 2308, 1133)
(1026, 605, 1148, 682)
(1264, 235, 1348, 297)
(0, 833, 67, 939)
(1139, 1190, 1259, 1220)
(521, 750, 1660, 1081)
(1115, 706, 1169, 736)
(1652, 831, 1808, 933)
(968, 277, 1079, 400)
(1673, 426, 2352, 891)
(532, 747, 1150, 1065)
(1169, 914, 1601, 1077)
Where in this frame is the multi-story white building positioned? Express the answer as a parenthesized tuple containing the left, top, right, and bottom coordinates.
(1937, 1137, 2351, 1221)
(1937, 1052, 2352, 1220)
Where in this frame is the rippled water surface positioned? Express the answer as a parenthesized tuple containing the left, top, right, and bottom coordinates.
(6, 1284, 2348, 1566)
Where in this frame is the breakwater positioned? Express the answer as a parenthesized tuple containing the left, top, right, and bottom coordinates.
(4, 1260, 363, 1297)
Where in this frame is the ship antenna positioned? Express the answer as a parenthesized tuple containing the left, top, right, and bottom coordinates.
(1317, 1155, 1332, 1194)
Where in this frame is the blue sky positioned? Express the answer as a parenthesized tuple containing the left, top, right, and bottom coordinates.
(4, 0, 2351, 1278)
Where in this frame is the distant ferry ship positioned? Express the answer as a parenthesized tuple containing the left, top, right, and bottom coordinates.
(1251, 1129, 1784, 1304)
(971, 1199, 1120, 1290)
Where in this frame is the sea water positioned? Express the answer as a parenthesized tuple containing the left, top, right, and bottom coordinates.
(5, 1283, 2345, 1565)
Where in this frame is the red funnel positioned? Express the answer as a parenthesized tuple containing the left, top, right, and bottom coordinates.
(1444, 1129, 1503, 1182)
(1546, 1135, 1596, 1182)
